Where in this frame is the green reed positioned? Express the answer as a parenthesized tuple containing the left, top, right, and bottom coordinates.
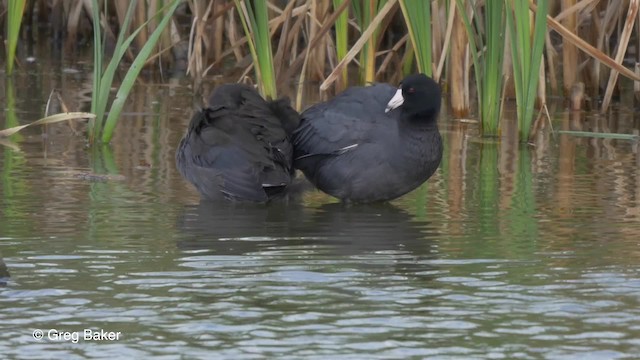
(234, 0, 277, 99)
(505, 0, 548, 141)
(352, 0, 387, 83)
(398, 0, 432, 76)
(90, 0, 180, 144)
(508, 146, 538, 244)
(332, 0, 350, 88)
(6, 0, 26, 74)
(456, 0, 505, 136)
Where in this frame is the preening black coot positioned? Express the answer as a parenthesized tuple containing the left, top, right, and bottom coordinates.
(292, 74, 443, 203)
(176, 84, 300, 202)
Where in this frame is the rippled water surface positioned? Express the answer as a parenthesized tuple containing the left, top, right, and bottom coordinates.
(1, 62, 640, 359)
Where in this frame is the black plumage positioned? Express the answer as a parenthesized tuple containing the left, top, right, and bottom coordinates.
(292, 74, 443, 203)
(176, 84, 300, 202)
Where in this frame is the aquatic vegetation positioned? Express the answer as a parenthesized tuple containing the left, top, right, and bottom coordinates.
(398, 0, 432, 76)
(3, 0, 640, 143)
(6, 0, 26, 74)
(90, 0, 181, 144)
(505, 0, 548, 141)
(233, 0, 277, 99)
(332, 0, 350, 89)
(352, 0, 389, 83)
(456, 0, 505, 137)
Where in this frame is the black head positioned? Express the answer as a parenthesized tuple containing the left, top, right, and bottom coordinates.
(207, 83, 260, 109)
(386, 74, 441, 120)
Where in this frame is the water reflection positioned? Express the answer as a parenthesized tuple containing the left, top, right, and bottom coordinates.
(176, 201, 307, 252)
(177, 201, 438, 257)
(2, 56, 640, 358)
(0, 257, 9, 287)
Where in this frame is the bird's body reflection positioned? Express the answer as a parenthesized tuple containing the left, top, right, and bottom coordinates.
(176, 201, 438, 257)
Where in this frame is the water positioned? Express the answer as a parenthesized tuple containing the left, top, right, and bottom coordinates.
(1, 63, 640, 359)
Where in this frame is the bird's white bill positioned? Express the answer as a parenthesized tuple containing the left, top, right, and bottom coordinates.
(385, 88, 404, 113)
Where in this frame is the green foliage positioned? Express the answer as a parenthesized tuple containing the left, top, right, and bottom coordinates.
(352, 0, 387, 83)
(505, 0, 548, 141)
(332, 0, 350, 87)
(6, 0, 26, 74)
(90, 0, 181, 144)
(234, 0, 277, 99)
(398, 0, 432, 76)
(456, 0, 505, 137)
(3, 79, 21, 142)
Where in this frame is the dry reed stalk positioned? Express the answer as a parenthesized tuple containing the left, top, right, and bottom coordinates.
(186, 0, 213, 85)
(554, 0, 599, 23)
(449, 8, 469, 117)
(149, 1, 174, 66)
(309, 0, 331, 81)
(435, 0, 456, 82)
(562, 0, 578, 95)
(66, 0, 85, 50)
(376, 34, 408, 79)
(431, 1, 444, 72)
(198, 2, 244, 75)
(545, 32, 559, 94)
(584, 5, 601, 95)
(212, 1, 226, 64)
(537, 52, 547, 109)
(273, 0, 300, 89)
(601, 0, 639, 112)
(227, 7, 245, 62)
(296, 15, 315, 110)
(134, 0, 148, 51)
(530, 1, 640, 82)
(502, 40, 513, 98)
(594, 0, 623, 91)
(281, 0, 351, 88)
(320, 0, 398, 91)
(362, 0, 377, 83)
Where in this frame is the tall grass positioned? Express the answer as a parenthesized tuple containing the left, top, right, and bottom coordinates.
(352, 0, 387, 83)
(6, 0, 26, 74)
(5, 0, 640, 144)
(234, 0, 277, 99)
(332, 0, 350, 88)
(505, 0, 548, 141)
(89, 0, 181, 144)
(456, 0, 505, 136)
(398, 0, 432, 76)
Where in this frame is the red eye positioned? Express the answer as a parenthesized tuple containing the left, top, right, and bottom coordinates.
(407, 87, 415, 93)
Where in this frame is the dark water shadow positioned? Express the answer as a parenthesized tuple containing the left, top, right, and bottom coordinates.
(298, 202, 438, 256)
(176, 201, 438, 258)
(0, 258, 9, 287)
(176, 200, 306, 248)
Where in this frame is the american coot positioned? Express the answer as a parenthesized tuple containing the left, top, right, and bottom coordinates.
(176, 84, 300, 202)
(293, 74, 443, 203)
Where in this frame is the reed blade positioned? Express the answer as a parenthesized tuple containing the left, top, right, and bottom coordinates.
(455, 0, 505, 136)
(332, 0, 350, 88)
(234, 0, 277, 99)
(100, 0, 181, 143)
(506, 0, 548, 141)
(6, 0, 27, 74)
(0, 113, 96, 138)
(398, 0, 432, 76)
